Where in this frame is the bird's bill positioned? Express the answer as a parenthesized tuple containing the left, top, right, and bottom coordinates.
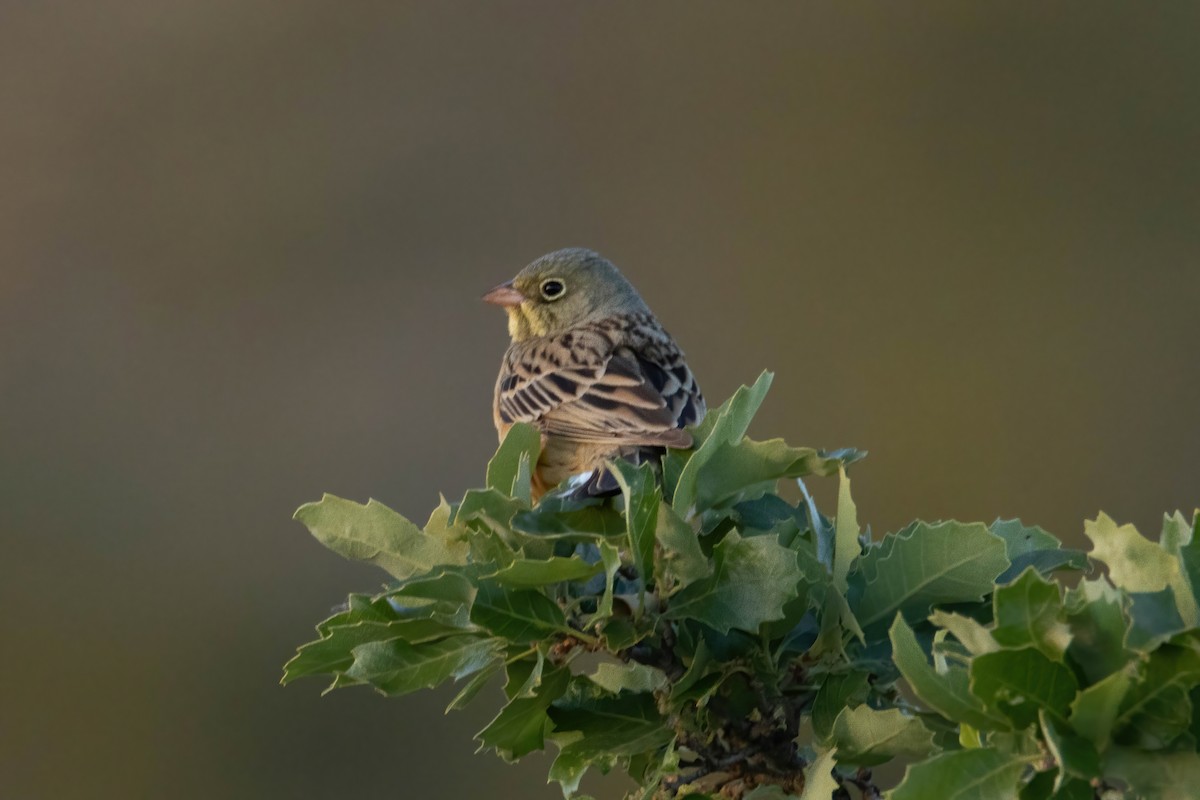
(482, 280, 526, 307)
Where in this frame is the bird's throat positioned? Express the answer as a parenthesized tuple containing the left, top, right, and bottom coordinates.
(506, 305, 550, 341)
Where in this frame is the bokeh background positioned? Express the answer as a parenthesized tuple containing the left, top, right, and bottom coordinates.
(3, 3, 1198, 797)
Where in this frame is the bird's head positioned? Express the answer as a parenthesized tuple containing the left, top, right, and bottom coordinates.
(483, 248, 648, 341)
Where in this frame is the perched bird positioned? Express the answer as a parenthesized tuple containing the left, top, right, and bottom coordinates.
(484, 248, 705, 500)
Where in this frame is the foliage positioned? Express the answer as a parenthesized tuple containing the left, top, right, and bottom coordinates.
(284, 371, 1200, 799)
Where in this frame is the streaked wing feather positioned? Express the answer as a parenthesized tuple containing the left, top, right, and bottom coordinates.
(495, 318, 704, 448)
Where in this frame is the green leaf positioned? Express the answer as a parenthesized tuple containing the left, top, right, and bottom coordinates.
(969, 647, 1079, 728)
(890, 615, 1007, 731)
(294, 494, 467, 579)
(929, 611, 999, 657)
(1085, 512, 1197, 626)
(456, 488, 525, 546)
(445, 661, 502, 712)
(797, 747, 839, 800)
(1103, 748, 1200, 800)
(833, 465, 860, 593)
(655, 504, 711, 592)
(1125, 586, 1189, 652)
(344, 635, 502, 696)
(672, 371, 774, 513)
(1068, 667, 1133, 751)
(485, 556, 602, 589)
(811, 671, 871, 743)
(1114, 635, 1200, 749)
(830, 706, 936, 766)
(990, 519, 1061, 557)
(991, 519, 1084, 584)
(477, 665, 569, 761)
(1064, 578, 1130, 683)
(1163, 510, 1200, 622)
(587, 661, 668, 694)
(685, 437, 861, 516)
(469, 581, 569, 643)
(486, 422, 540, 503)
(665, 530, 801, 634)
(610, 459, 659, 602)
(283, 617, 466, 684)
(889, 747, 1031, 800)
(852, 521, 1009, 632)
(590, 541, 621, 627)
(548, 692, 673, 794)
(991, 567, 1071, 661)
(1039, 709, 1100, 792)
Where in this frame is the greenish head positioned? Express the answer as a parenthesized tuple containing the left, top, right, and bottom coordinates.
(483, 248, 649, 341)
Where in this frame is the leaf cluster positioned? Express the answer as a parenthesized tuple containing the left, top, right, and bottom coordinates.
(284, 372, 1199, 800)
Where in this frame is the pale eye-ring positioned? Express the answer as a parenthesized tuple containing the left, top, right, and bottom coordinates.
(540, 279, 565, 300)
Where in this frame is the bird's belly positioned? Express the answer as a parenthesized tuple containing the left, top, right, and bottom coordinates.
(534, 437, 621, 498)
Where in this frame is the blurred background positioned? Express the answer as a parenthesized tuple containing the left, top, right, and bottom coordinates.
(2, 2, 1198, 797)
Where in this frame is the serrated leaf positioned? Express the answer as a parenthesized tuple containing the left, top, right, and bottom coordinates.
(797, 747, 839, 800)
(664, 530, 801, 634)
(1113, 635, 1200, 749)
(587, 661, 668, 694)
(970, 647, 1079, 728)
(344, 635, 502, 696)
(684, 437, 862, 516)
(811, 585, 865, 658)
(456, 487, 525, 547)
(1068, 667, 1133, 750)
(833, 466, 860, 593)
(282, 617, 465, 684)
(445, 661, 502, 712)
(656, 504, 711, 592)
(384, 569, 477, 627)
(852, 521, 1009, 632)
(929, 611, 999, 657)
(1064, 578, 1130, 683)
(486, 422, 540, 504)
(477, 665, 569, 761)
(485, 556, 602, 589)
(1085, 512, 1197, 626)
(830, 706, 936, 766)
(997, 548, 1088, 584)
(503, 649, 546, 700)
(1039, 709, 1100, 792)
(889, 747, 1031, 800)
(992, 567, 1071, 661)
(469, 581, 569, 643)
(811, 671, 871, 743)
(672, 371, 773, 514)
(990, 519, 1062, 557)
(890, 615, 1008, 731)
(548, 692, 673, 794)
(1103, 748, 1200, 800)
(590, 541, 621, 627)
(294, 494, 467, 579)
(1126, 586, 1189, 652)
(610, 459, 659, 604)
(988, 519, 1083, 585)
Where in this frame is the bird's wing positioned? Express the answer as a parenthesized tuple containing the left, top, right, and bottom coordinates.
(496, 326, 704, 448)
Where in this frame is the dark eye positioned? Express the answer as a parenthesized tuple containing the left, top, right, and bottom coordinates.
(540, 279, 565, 300)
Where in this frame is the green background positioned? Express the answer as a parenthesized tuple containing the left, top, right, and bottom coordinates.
(2, 3, 1197, 797)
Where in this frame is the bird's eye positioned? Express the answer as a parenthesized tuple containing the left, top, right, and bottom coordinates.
(540, 279, 565, 300)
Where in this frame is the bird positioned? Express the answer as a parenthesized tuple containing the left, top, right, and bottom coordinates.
(483, 248, 706, 501)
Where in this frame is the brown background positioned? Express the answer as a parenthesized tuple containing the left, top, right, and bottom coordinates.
(2, 3, 1197, 798)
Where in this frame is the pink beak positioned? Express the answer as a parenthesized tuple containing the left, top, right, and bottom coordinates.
(482, 280, 525, 308)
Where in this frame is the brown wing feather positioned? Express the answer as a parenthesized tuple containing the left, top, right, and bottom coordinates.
(493, 314, 705, 448)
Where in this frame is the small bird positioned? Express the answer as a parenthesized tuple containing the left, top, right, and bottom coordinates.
(484, 248, 705, 500)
